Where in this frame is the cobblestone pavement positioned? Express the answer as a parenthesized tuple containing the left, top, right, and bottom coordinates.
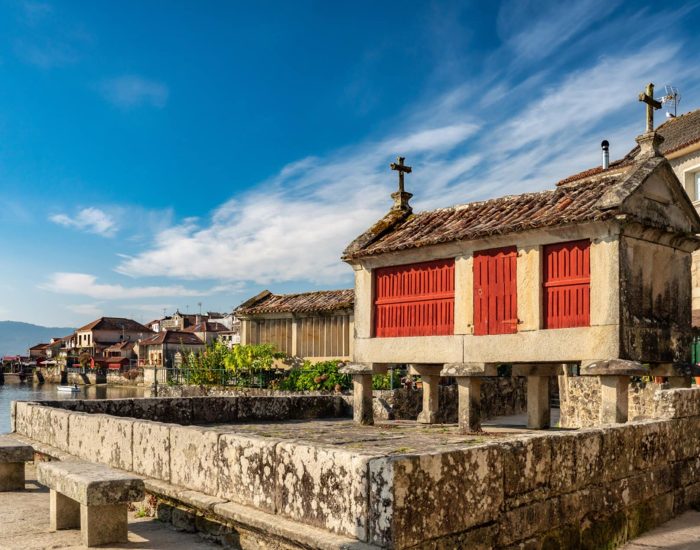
(622, 510, 700, 549)
(0, 465, 217, 550)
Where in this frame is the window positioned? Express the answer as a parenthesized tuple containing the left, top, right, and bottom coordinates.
(473, 247, 518, 335)
(374, 259, 455, 337)
(543, 240, 591, 329)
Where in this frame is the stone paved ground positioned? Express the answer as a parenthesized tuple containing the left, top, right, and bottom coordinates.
(622, 510, 700, 549)
(0, 465, 217, 550)
(205, 413, 569, 455)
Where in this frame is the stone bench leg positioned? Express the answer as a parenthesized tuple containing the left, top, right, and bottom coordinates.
(417, 373, 439, 424)
(50, 490, 80, 530)
(600, 375, 629, 424)
(456, 377, 481, 433)
(81, 503, 128, 547)
(527, 376, 550, 429)
(0, 462, 25, 491)
(351, 373, 373, 426)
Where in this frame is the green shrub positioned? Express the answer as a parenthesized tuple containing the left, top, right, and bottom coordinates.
(278, 360, 350, 392)
(372, 369, 403, 390)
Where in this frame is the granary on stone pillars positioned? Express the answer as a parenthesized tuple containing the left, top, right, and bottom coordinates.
(341, 87, 700, 433)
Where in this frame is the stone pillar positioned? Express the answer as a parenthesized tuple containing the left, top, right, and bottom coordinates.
(527, 376, 550, 429)
(81, 503, 128, 546)
(339, 363, 374, 425)
(50, 490, 80, 530)
(457, 378, 481, 433)
(512, 364, 562, 429)
(599, 376, 629, 424)
(0, 462, 25, 492)
(410, 364, 441, 424)
(442, 363, 498, 433)
(580, 359, 648, 425)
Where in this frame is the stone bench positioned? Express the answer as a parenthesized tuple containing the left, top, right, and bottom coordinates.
(37, 461, 145, 547)
(0, 436, 34, 491)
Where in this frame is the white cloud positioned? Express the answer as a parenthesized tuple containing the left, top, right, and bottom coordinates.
(67, 303, 103, 318)
(41, 273, 204, 300)
(50, 207, 117, 237)
(99, 75, 169, 109)
(114, 7, 696, 289)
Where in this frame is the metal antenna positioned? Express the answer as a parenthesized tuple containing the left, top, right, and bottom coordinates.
(660, 85, 681, 118)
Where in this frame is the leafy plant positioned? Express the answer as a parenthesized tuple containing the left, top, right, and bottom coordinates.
(278, 360, 350, 392)
(372, 369, 403, 390)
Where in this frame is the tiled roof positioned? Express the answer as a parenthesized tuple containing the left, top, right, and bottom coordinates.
(236, 289, 354, 315)
(559, 108, 700, 185)
(138, 330, 204, 346)
(182, 321, 229, 333)
(343, 155, 700, 260)
(76, 317, 151, 333)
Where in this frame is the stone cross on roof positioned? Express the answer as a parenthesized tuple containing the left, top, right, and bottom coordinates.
(638, 82, 662, 133)
(389, 156, 413, 212)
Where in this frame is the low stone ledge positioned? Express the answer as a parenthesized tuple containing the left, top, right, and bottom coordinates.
(653, 388, 700, 419)
(580, 359, 648, 377)
(0, 436, 33, 463)
(441, 363, 498, 377)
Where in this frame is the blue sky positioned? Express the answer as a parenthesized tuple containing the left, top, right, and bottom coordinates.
(1, 0, 699, 327)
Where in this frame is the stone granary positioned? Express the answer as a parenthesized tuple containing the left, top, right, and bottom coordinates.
(236, 289, 354, 362)
(342, 101, 700, 432)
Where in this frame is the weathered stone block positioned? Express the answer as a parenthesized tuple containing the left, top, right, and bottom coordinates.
(218, 433, 277, 512)
(10, 401, 16, 433)
(574, 429, 604, 489)
(631, 421, 672, 471)
(29, 406, 69, 450)
(102, 399, 135, 418)
(132, 420, 170, 481)
(238, 397, 290, 421)
(288, 396, 344, 419)
(370, 444, 504, 548)
(497, 498, 561, 546)
(276, 442, 373, 541)
(0, 436, 33, 463)
(13, 402, 35, 437)
(548, 432, 577, 494)
(600, 424, 636, 482)
(169, 425, 219, 496)
(68, 413, 133, 470)
(654, 388, 700, 419)
(191, 397, 237, 424)
(502, 436, 551, 503)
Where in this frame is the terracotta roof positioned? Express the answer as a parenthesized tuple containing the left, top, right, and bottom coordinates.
(182, 321, 229, 333)
(559, 108, 700, 185)
(29, 343, 49, 350)
(343, 155, 700, 260)
(105, 341, 135, 351)
(236, 289, 354, 315)
(76, 317, 151, 333)
(138, 330, 204, 346)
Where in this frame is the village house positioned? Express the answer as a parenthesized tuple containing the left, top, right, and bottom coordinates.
(341, 87, 700, 431)
(235, 289, 354, 361)
(182, 319, 229, 345)
(69, 317, 152, 359)
(136, 330, 204, 368)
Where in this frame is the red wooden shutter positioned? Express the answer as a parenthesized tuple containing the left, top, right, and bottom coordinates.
(543, 240, 590, 329)
(473, 247, 518, 335)
(374, 259, 455, 337)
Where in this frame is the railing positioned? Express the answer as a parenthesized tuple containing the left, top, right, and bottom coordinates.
(155, 367, 287, 388)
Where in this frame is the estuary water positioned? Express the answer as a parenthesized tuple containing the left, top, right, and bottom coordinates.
(0, 378, 143, 434)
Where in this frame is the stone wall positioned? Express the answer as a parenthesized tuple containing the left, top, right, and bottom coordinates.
(13, 388, 700, 548)
(560, 375, 663, 428)
(153, 376, 528, 422)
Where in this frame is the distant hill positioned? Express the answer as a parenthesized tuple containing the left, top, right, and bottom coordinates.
(0, 321, 75, 356)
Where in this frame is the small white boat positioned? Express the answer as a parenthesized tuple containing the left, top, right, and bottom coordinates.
(57, 385, 80, 393)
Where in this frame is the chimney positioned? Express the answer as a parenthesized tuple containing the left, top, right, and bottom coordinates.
(601, 140, 610, 170)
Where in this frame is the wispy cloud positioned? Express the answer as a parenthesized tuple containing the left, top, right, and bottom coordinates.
(41, 273, 204, 300)
(99, 75, 169, 109)
(67, 303, 103, 318)
(50, 207, 117, 237)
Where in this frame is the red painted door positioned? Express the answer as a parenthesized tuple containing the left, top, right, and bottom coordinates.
(543, 240, 590, 329)
(374, 259, 455, 337)
(473, 247, 518, 335)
